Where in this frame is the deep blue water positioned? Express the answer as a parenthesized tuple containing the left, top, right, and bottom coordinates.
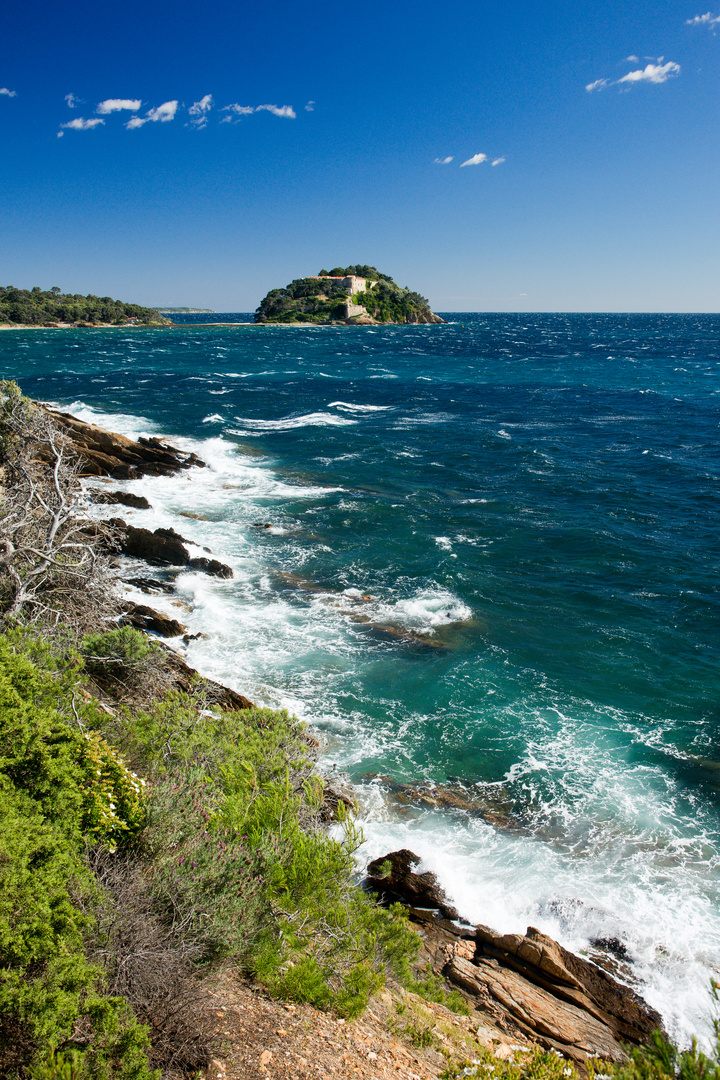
(3, 313, 720, 1039)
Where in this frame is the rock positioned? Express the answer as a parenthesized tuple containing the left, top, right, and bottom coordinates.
(320, 778, 357, 822)
(120, 603, 186, 637)
(365, 849, 459, 920)
(439, 923, 663, 1064)
(379, 777, 521, 831)
(187, 556, 233, 579)
(122, 576, 175, 594)
(159, 646, 255, 711)
(45, 407, 205, 478)
(112, 521, 190, 566)
(446, 954, 624, 1062)
(90, 489, 152, 509)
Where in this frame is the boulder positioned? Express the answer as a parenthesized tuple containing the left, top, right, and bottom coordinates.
(111, 521, 190, 566)
(90, 489, 151, 509)
(122, 576, 175, 595)
(120, 603, 186, 638)
(320, 778, 357, 822)
(365, 849, 459, 920)
(187, 556, 233, 579)
(46, 408, 205, 479)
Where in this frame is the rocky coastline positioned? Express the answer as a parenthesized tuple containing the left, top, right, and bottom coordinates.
(51, 404, 666, 1071)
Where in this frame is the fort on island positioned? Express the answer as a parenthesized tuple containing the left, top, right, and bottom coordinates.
(254, 265, 444, 324)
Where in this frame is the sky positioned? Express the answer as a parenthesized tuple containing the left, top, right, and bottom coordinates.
(1, 0, 719, 312)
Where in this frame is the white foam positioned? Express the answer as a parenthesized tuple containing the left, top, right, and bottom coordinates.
(327, 401, 393, 413)
(230, 411, 358, 432)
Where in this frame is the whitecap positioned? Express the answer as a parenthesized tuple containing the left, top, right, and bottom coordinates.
(231, 412, 358, 432)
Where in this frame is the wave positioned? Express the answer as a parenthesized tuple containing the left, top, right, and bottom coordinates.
(230, 411, 358, 432)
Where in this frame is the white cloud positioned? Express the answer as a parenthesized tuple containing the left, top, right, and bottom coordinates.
(626, 54, 640, 62)
(587, 59, 680, 91)
(0, 87, 17, 97)
(221, 103, 255, 120)
(147, 100, 178, 121)
(686, 11, 720, 28)
(126, 100, 179, 128)
(64, 92, 80, 108)
(59, 117, 105, 131)
(434, 156, 454, 164)
(618, 60, 680, 84)
(460, 152, 488, 167)
(189, 94, 213, 127)
(97, 98, 142, 114)
(491, 156, 505, 166)
(305, 100, 315, 111)
(255, 103, 296, 118)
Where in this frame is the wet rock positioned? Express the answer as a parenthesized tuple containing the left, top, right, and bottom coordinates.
(111, 521, 190, 566)
(120, 603, 186, 638)
(320, 778, 357, 822)
(122, 576, 175, 594)
(187, 556, 233, 579)
(365, 849, 459, 920)
(90, 489, 152, 509)
(45, 407, 205, 479)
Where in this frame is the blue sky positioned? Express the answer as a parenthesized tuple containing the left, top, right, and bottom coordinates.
(2, 0, 719, 311)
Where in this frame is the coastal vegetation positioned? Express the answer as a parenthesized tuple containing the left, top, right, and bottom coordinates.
(254, 265, 441, 323)
(0, 287, 167, 327)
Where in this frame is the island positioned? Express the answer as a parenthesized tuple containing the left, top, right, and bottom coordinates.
(255, 265, 444, 324)
(0, 285, 168, 327)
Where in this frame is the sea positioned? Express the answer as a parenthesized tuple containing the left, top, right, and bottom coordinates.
(4, 312, 720, 1046)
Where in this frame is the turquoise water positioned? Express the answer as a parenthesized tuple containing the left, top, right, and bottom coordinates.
(4, 313, 720, 1040)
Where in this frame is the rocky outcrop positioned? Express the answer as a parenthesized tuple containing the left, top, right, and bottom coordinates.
(108, 520, 234, 579)
(159, 646, 255, 712)
(187, 556, 234, 579)
(366, 849, 460, 920)
(365, 850, 663, 1065)
(120, 603, 186, 638)
(45, 407, 205, 479)
(91, 489, 152, 509)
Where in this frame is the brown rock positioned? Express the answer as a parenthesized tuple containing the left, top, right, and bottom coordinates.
(187, 556, 233, 579)
(446, 954, 625, 1063)
(45, 407, 205, 479)
(120, 603, 186, 637)
(365, 849, 459, 920)
(90, 489, 152, 509)
(473, 924, 662, 1047)
(113, 522, 190, 566)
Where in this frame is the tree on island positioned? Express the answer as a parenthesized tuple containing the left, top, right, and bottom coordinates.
(0, 286, 167, 327)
